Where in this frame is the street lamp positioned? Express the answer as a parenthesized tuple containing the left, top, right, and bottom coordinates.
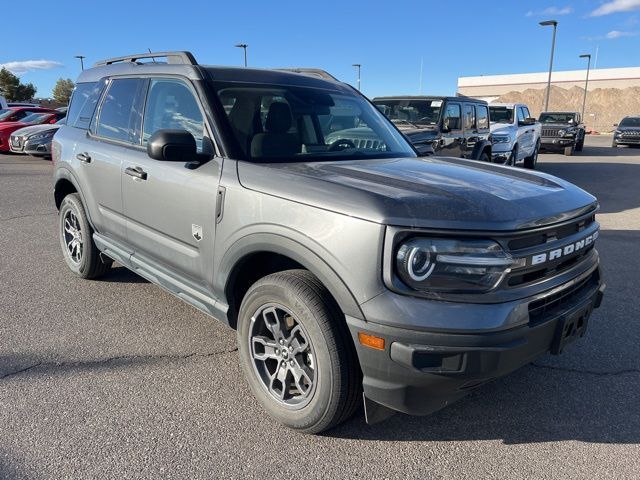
(579, 54, 592, 120)
(539, 20, 558, 112)
(74, 55, 86, 71)
(352, 63, 361, 91)
(235, 44, 248, 67)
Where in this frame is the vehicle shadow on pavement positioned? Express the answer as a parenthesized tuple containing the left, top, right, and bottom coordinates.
(99, 265, 149, 284)
(537, 161, 640, 214)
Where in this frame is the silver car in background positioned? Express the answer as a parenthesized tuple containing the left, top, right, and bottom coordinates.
(10, 118, 65, 158)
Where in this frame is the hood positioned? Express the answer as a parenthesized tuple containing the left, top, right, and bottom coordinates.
(489, 122, 514, 134)
(237, 156, 597, 231)
(541, 123, 574, 128)
(12, 124, 59, 137)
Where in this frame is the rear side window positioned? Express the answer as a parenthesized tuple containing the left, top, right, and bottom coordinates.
(67, 82, 103, 129)
(96, 79, 141, 143)
(463, 104, 476, 130)
(476, 105, 489, 129)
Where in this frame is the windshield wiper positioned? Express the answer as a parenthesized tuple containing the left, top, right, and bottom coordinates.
(391, 119, 420, 128)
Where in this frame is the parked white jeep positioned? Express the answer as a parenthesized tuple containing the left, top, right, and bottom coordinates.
(489, 103, 541, 169)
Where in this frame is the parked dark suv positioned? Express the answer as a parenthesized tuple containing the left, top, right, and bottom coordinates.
(539, 111, 586, 156)
(52, 52, 604, 433)
(372, 96, 492, 161)
(612, 116, 640, 147)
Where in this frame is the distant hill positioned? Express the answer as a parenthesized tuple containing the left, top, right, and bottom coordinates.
(495, 85, 640, 132)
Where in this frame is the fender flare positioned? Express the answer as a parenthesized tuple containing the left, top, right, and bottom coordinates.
(216, 232, 365, 321)
(472, 140, 492, 160)
(53, 167, 96, 230)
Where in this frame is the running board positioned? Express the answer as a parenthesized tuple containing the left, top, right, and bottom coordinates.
(363, 393, 396, 425)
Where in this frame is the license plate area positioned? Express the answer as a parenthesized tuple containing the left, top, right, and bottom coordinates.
(550, 301, 592, 355)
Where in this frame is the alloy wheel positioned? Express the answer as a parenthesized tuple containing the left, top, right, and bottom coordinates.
(63, 209, 83, 264)
(249, 304, 317, 409)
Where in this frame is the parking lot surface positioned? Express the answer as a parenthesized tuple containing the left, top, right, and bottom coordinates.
(1, 135, 638, 479)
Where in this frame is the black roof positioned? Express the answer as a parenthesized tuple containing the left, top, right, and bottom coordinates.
(372, 95, 487, 104)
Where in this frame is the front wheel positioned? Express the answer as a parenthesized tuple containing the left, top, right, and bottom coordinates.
(524, 141, 540, 169)
(237, 270, 361, 433)
(564, 144, 575, 156)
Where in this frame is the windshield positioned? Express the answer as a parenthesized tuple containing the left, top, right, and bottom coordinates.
(619, 117, 640, 128)
(0, 109, 15, 120)
(539, 113, 576, 124)
(372, 99, 442, 126)
(20, 113, 51, 124)
(213, 82, 416, 162)
(488, 106, 514, 124)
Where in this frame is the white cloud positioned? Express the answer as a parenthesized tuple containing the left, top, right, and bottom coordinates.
(526, 6, 573, 17)
(591, 0, 640, 16)
(605, 29, 638, 38)
(0, 60, 63, 75)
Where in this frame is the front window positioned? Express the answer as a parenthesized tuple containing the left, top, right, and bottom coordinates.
(214, 82, 415, 162)
(372, 99, 442, 127)
(19, 113, 51, 124)
(539, 113, 576, 124)
(489, 106, 514, 124)
(0, 109, 15, 121)
(619, 117, 640, 128)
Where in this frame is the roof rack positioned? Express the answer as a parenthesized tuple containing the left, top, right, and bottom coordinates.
(94, 51, 198, 67)
(277, 68, 339, 82)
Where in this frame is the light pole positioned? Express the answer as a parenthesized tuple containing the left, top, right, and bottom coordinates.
(539, 20, 558, 112)
(235, 44, 248, 67)
(352, 63, 361, 91)
(74, 55, 86, 71)
(579, 54, 592, 120)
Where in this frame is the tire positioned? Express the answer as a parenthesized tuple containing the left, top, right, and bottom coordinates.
(237, 270, 361, 434)
(575, 136, 584, 152)
(58, 193, 112, 279)
(524, 141, 540, 169)
(564, 145, 574, 156)
(478, 151, 490, 163)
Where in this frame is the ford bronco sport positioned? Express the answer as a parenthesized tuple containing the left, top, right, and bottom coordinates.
(53, 51, 605, 433)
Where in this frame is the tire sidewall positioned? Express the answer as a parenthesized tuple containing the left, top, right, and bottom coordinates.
(237, 281, 337, 430)
(59, 194, 93, 276)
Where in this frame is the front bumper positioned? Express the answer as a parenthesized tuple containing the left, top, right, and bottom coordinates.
(613, 136, 640, 145)
(540, 137, 575, 150)
(349, 265, 604, 416)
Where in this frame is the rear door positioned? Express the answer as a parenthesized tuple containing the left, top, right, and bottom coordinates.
(121, 77, 221, 285)
(462, 103, 477, 158)
(439, 102, 463, 157)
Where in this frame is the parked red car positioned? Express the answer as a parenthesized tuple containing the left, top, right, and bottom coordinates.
(0, 111, 65, 152)
(0, 106, 57, 123)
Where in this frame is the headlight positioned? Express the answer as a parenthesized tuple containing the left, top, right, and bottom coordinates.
(491, 134, 511, 144)
(557, 129, 566, 136)
(615, 130, 622, 135)
(29, 131, 55, 141)
(396, 238, 522, 294)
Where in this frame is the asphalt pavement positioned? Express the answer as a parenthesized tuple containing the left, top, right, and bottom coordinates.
(1, 135, 638, 479)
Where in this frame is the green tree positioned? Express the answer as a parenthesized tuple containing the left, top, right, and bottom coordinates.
(0, 67, 36, 101)
(52, 78, 75, 105)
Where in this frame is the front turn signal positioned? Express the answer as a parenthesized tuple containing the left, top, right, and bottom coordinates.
(358, 332, 385, 351)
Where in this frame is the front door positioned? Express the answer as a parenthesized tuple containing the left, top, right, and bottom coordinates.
(121, 77, 221, 284)
(439, 102, 463, 157)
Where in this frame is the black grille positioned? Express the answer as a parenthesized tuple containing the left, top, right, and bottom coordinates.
(507, 215, 595, 251)
(542, 127, 562, 137)
(528, 270, 599, 322)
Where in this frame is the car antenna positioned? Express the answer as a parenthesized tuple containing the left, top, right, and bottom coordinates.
(148, 48, 156, 63)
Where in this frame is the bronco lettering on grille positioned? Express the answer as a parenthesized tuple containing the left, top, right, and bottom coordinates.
(530, 231, 598, 266)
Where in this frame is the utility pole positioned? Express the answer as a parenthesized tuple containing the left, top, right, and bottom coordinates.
(352, 63, 361, 91)
(235, 44, 248, 67)
(74, 55, 86, 71)
(579, 54, 592, 120)
(539, 20, 558, 112)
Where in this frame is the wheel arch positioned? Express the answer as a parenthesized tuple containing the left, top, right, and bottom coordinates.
(472, 140, 492, 160)
(218, 233, 365, 329)
(53, 168, 96, 229)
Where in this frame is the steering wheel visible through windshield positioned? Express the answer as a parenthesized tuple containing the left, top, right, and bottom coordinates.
(214, 82, 416, 162)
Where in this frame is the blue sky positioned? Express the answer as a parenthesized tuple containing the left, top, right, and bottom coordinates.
(2, 0, 640, 99)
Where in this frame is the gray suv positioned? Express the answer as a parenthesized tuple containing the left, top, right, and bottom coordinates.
(53, 51, 605, 433)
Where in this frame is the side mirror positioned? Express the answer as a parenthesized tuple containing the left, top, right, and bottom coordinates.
(147, 129, 198, 162)
(441, 119, 451, 133)
(520, 118, 536, 126)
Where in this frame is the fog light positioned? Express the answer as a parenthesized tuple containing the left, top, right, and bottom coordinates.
(358, 332, 385, 350)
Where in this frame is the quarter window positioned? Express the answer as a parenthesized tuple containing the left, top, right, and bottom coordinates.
(96, 79, 141, 143)
(476, 105, 489, 129)
(67, 81, 104, 130)
(142, 79, 205, 151)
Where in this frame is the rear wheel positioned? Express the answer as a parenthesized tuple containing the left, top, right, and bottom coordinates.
(58, 193, 112, 279)
(237, 270, 361, 433)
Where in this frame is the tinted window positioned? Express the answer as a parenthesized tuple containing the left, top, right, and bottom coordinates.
(463, 104, 476, 130)
(96, 79, 141, 143)
(67, 82, 103, 129)
(489, 106, 514, 124)
(477, 105, 489, 129)
(619, 117, 640, 127)
(373, 98, 443, 126)
(443, 103, 461, 130)
(142, 79, 205, 151)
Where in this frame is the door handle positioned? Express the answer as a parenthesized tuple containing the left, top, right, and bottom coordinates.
(76, 152, 91, 163)
(125, 166, 147, 180)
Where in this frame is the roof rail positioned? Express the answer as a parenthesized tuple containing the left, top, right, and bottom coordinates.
(94, 51, 198, 67)
(277, 68, 339, 82)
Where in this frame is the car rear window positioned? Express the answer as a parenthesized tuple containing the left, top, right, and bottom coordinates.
(67, 81, 104, 129)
